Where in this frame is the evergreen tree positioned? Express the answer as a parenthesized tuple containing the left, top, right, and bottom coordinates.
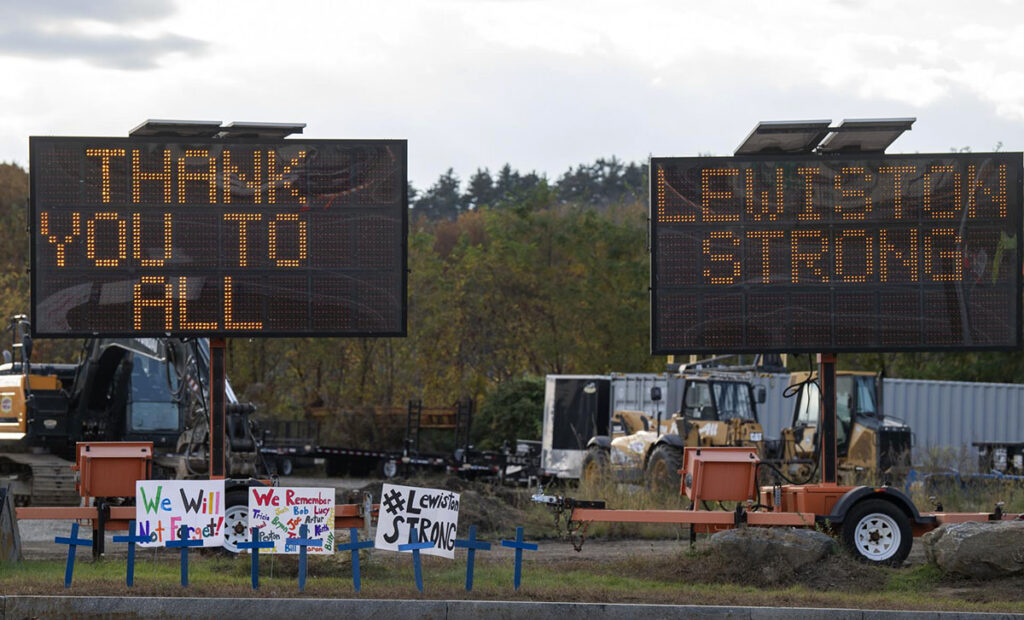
(412, 168, 462, 221)
(462, 168, 496, 211)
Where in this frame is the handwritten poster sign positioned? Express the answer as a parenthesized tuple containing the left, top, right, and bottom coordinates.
(375, 483, 459, 558)
(249, 486, 335, 554)
(135, 480, 225, 548)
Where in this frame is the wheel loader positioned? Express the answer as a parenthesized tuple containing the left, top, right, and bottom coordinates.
(581, 373, 766, 490)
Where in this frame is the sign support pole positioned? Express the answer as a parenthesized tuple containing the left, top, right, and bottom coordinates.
(210, 337, 226, 480)
(818, 353, 838, 484)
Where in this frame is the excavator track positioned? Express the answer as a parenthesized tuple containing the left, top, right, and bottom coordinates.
(0, 453, 79, 506)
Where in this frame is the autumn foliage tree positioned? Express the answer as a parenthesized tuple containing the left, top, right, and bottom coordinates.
(3, 156, 1024, 446)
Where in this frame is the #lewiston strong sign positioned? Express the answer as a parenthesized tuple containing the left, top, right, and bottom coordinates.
(650, 152, 1023, 354)
(374, 483, 460, 559)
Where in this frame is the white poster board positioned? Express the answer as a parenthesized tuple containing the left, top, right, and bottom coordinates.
(135, 480, 225, 548)
(374, 483, 460, 558)
(248, 486, 336, 553)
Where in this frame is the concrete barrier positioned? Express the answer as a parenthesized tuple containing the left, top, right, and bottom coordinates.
(1, 597, 1020, 619)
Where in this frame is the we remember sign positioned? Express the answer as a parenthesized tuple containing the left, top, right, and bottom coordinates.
(135, 480, 225, 547)
(375, 483, 460, 558)
(249, 486, 336, 553)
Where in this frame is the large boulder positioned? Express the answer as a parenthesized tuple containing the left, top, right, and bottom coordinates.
(708, 526, 837, 570)
(922, 521, 1024, 578)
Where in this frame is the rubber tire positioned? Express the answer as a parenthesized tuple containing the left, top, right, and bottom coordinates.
(840, 498, 913, 566)
(581, 447, 610, 485)
(645, 445, 683, 492)
(222, 488, 250, 554)
(278, 457, 294, 477)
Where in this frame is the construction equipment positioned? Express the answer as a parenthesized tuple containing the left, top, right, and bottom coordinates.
(0, 315, 267, 507)
(581, 372, 767, 489)
(536, 355, 1018, 567)
(773, 370, 911, 485)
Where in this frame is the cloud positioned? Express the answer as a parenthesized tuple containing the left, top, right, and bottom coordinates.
(3, 0, 178, 23)
(0, 0, 207, 69)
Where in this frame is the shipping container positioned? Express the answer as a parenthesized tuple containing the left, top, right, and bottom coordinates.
(884, 378, 1024, 459)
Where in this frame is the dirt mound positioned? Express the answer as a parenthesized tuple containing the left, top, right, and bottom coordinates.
(694, 549, 889, 590)
(609, 543, 890, 591)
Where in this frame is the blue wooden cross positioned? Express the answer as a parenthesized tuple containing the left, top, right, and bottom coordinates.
(285, 523, 322, 592)
(54, 522, 92, 588)
(454, 525, 491, 591)
(398, 526, 435, 593)
(236, 527, 274, 590)
(501, 526, 538, 591)
(336, 527, 374, 592)
(111, 520, 148, 587)
(164, 526, 204, 587)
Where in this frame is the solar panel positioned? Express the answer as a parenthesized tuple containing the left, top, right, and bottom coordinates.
(218, 122, 306, 139)
(734, 120, 832, 155)
(129, 119, 224, 138)
(817, 117, 915, 153)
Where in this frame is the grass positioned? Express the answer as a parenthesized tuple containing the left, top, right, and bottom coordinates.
(540, 475, 694, 540)
(9, 472, 1024, 612)
(907, 446, 1024, 513)
(3, 547, 1024, 613)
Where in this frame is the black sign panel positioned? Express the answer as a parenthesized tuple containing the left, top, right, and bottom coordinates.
(30, 137, 407, 337)
(650, 153, 1023, 354)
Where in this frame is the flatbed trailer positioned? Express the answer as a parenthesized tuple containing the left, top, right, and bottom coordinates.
(262, 403, 538, 482)
(317, 444, 513, 480)
(319, 444, 447, 478)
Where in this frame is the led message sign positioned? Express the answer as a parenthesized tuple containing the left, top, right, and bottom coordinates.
(650, 153, 1023, 354)
(31, 137, 406, 337)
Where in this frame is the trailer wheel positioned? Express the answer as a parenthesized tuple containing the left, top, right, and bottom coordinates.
(840, 498, 912, 566)
(645, 445, 682, 492)
(581, 447, 609, 485)
(277, 457, 294, 477)
(222, 489, 250, 554)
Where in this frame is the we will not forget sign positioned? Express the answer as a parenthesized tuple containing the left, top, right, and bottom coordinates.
(374, 483, 460, 558)
(135, 480, 225, 547)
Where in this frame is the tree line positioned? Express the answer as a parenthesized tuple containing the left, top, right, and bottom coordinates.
(2, 158, 1023, 449)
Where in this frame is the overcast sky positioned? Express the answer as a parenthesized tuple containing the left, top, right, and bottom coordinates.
(1, 0, 1022, 189)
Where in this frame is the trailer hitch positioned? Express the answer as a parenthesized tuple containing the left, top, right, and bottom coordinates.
(531, 494, 606, 510)
(532, 494, 606, 552)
